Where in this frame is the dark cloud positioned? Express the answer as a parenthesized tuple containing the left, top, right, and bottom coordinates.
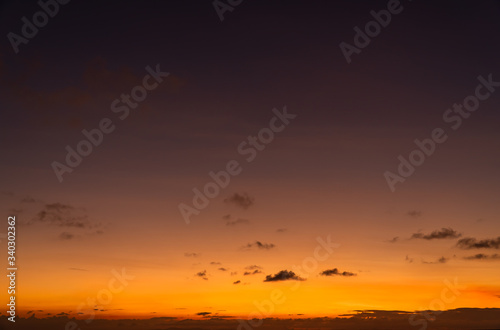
(320, 268, 357, 277)
(463, 253, 500, 260)
(243, 269, 262, 276)
(33, 203, 90, 227)
(457, 237, 500, 250)
(411, 228, 461, 240)
(387, 237, 399, 243)
(185, 252, 200, 257)
(244, 241, 275, 250)
(405, 255, 414, 263)
(230, 272, 237, 276)
(437, 256, 448, 263)
(195, 270, 208, 280)
(226, 218, 250, 226)
(222, 214, 231, 220)
(233, 280, 241, 284)
(276, 228, 287, 233)
(59, 232, 75, 240)
(264, 270, 305, 282)
(196, 312, 211, 316)
(422, 256, 449, 264)
(245, 265, 262, 270)
(407, 210, 422, 217)
(218, 267, 228, 272)
(56, 312, 69, 316)
(210, 261, 221, 265)
(224, 193, 254, 209)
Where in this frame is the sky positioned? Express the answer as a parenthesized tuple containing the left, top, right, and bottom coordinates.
(0, 0, 500, 329)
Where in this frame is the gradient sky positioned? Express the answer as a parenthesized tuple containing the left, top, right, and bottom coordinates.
(0, 0, 500, 324)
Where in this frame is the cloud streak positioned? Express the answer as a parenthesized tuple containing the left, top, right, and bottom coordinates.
(411, 228, 461, 240)
(457, 237, 500, 250)
(407, 210, 422, 217)
(320, 268, 357, 277)
(243, 241, 275, 250)
(243, 269, 262, 276)
(59, 232, 75, 240)
(224, 193, 254, 209)
(463, 253, 500, 260)
(422, 256, 449, 264)
(31, 203, 92, 228)
(244, 265, 262, 270)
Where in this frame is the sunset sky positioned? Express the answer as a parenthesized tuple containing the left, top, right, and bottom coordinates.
(0, 0, 499, 328)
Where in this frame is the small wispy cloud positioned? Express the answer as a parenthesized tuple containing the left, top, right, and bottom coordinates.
(243, 269, 262, 276)
(463, 253, 500, 260)
(31, 203, 91, 228)
(422, 256, 449, 264)
(27, 202, 103, 240)
(320, 268, 357, 277)
(224, 193, 254, 209)
(185, 252, 200, 257)
(59, 232, 75, 240)
(411, 228, 461, 240)
(196, 312, 211, 316)
(243, 241, 275, 250)
(245, 265, 262, 270)
(195, 270, 208, 280)
(407, 210, 422, 218)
